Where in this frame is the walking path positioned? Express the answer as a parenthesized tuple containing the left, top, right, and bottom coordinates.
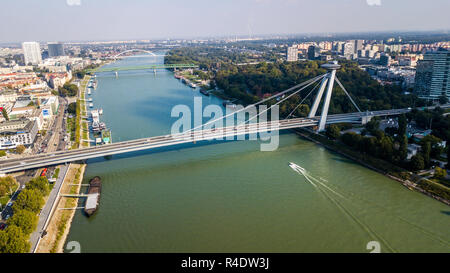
(30, 164, 69, 253)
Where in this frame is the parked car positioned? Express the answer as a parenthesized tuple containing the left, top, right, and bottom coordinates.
(0, 223, 7, 230)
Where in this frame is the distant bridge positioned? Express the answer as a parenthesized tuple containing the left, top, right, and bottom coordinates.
(86, 49, 198, 73)
(87, 63, 199, 73)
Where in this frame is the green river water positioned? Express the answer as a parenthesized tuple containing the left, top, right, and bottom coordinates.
(64, 54, 450, 253)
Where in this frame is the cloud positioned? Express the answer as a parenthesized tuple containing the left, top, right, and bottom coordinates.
(67, 0, 81, 6)
(366, 0, 381, 6)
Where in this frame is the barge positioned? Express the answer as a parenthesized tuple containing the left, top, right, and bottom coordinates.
(84, 176, 102, 217)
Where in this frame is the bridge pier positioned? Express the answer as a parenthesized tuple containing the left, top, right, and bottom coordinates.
(318, 69, 337, 132)
(361, 114, 373, 125)
(307, 61, 341, 132)
(115, 71, 118, 78)
(308, 77, 329, 118)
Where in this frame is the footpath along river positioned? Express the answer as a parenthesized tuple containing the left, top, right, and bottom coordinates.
(65, 54, 450, 253)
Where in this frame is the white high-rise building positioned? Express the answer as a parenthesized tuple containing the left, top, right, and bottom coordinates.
(22, 42, 42, 65)
(287, 45, 298, 62)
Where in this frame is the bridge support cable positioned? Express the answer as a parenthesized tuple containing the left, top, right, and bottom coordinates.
(286, 80, 322, 119)
(184, 73, 327, 135)
(335, 76, 362, 113)
(239, 75, 325, 126)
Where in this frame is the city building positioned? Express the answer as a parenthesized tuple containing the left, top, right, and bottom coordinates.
(45, 71, 72, 89)
(308, 45, 320, 60)
(8, 106, 35, 120)
(414, 49, 450, 100)
(22, 42, 42, 65)
(286, 46, 298, 62)
(380, 54, 391, 66)
(354, 40, 364, 53)
(40, 96, 59, 119)
(0, 119, 38, 149)
(0, 72, 41, 90)
(29, 109, 44, 130)
(47, 42, 65, 57)
(342, 42, 354, 58)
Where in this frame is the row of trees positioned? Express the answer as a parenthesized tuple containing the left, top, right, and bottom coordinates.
(213, 60, 430, 114)
(0, 177, 50, 253)
(327, 111, 448, 172)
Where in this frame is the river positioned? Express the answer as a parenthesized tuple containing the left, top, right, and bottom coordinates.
(65, 54, 450, 253)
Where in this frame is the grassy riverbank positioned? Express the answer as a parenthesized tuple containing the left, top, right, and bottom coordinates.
(295, 128, 450, 205)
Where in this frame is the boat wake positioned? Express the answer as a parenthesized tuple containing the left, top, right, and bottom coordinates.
(289, 162, 396, 252)
(288, 162, 450, 251)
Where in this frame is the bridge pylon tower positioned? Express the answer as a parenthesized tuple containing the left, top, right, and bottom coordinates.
(308, 61, 341, 132)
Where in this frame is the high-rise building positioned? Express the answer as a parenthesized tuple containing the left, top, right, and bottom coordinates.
(308, 45, 320, 60)
(380, 54, 391, 66)
(354, 40, 364, 53)
(48, 42, 65, 57)
(22, 42, 42, 65)
(287, 46, 298, 62)
(414, 49, 450, 99)
(342, 42, 354, 57)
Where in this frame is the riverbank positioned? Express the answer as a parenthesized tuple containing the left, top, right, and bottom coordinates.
(294, 128, 450, 206)
(36, 163, 85, 253)
(36, 75, 91, 253)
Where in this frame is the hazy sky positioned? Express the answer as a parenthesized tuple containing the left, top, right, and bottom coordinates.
(1, 0, 449, 42)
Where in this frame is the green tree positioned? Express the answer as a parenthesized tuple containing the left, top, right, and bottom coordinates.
(295, 104, 310, 117)
(12, 189, 44, 214)
(0, 225, 31, 253)
(15, 145, 26, 154)
(7, 209, 38, 235)
(0, 150, 6, 157)
(438, 95, 448, 105)
(26, 177, 50, 196)
(365, 117, 380, 134)
(379, 136, 394, 160)
(398, 114, 407, 136)
(59, 83, 79, 97)
(398, 135, 408, 161)
(434, 167, 447, 179)
(422, 141, 431, 167)
(410, 154, 425, 171)
(420, 135, 443, 158)
(2, 108, 9, 121)
(67, 102, 77, 115)
(0, 176, 17, 197)
(447, 145, 450, 168)
(76, 71, 86, 79)
(325, 124, 341, 140)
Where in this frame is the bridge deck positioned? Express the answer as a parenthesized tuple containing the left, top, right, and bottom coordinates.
(0, 106, 448, 173)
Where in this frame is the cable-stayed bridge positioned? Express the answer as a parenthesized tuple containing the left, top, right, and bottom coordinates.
(1, 61, 447, 173)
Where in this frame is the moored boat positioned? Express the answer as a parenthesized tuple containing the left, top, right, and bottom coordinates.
(84, 176, 102, 217)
